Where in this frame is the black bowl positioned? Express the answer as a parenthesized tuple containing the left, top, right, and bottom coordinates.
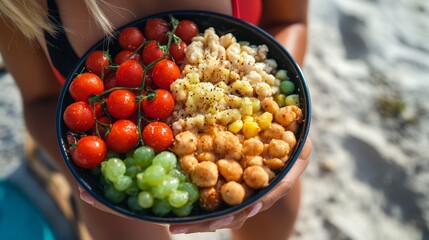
(56, 10, 311, 224)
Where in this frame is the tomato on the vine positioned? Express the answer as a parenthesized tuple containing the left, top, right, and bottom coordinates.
(106, 89, 138, 119)
(106, 119, 139, 153)
(114, 50, 141, 65)
(90, 116, 112, 139)
(116, 59, 144, 88)
(85, 50, 111, 77)
(144, 18, 170, 44)
(63, 101, 95, 132)
(151, 59, 180, 90)
(142, 121, 173, 153)
(141, 41, 166, 66)
(118, 27, 145, 51)
(141, 89, 175, 120)
(103, 74, 118, 90)
(70, 135, 107, 169)
(69, 72, 104, 102)
(169, 41, 187, 65)
(175, 20, 199, 44)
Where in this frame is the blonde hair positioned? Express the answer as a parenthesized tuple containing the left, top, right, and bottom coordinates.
(0, 0, 114, 40)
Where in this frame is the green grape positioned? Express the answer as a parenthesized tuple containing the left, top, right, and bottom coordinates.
(275, 69, 289, 81)
(125, 165, 140, 178)
(128, 195, 143, 211)
(172, 203, 193, 217)
(168, 189, 189, 208)
(104, 185, 126, 204)
(152, 176, 180, 199)
(125, 180, 139, 196)
(123, 157, 135, 167)
(169, 168, 188, 182)
(134, 146, 155, 168)
(143, 165, 166, 186)
(138, 191, 154, 209)
(279, 80, 295, 95)
(152, 199, 172, 216)
(178, 182, 199, 203)
(102, 158, 126, 183)
(114, 175, 132, 191)
(136, 172, 151, 191)
(285, 94, 300, 107)
(152, 151, 177, 172)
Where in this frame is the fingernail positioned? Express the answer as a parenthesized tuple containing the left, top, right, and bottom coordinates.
(170, 227, 189, 234)
(248, 202, 263, 218)
(209, 215, 235, 231)
(80, 191, 94, 206)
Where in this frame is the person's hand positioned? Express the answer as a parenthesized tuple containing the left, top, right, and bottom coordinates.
(169, 138, 312, 234)
(78, 138, 311, 232)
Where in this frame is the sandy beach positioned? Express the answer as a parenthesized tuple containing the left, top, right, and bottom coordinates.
(1, 0, 428, 239)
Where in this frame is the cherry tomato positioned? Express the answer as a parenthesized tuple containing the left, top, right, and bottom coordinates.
(175, 20, 199, 44)
(141, 89, 174, 120)
(114, 49, 141, 65)
(85, 50, 111, 77)
(63, 101, 95, 132)
(106, 89, 138, 119)
(106, 119, 139, 153)
(144, 18, 170, 44)
(118, 27, 145, 51)
(103, 74, 118, 90)
(116, 59, 144, 88)
(169, 41, 187, 65)
(151, 59, 180, 89)
(69, 72, 104, 102)
(70, 135, 107, 169)
(90, 116, 111, 139)
(141, 41, 165, 66)
(93, 101, 105, 118)
(142, 122, 173, 153)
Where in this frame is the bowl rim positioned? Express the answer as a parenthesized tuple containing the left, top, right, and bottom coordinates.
(56, 10, 311, 224)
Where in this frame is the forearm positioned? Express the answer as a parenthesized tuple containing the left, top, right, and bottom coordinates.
(23, 97, 75, 182)
(264, 23, 308, 67)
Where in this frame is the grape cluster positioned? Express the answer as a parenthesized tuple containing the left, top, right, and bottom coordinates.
(99, 146, 199, 217)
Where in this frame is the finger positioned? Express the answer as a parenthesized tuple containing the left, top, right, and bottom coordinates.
(257, 138, 312, 210)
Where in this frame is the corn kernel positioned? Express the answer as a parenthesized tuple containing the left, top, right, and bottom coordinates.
(241, 97, 253, 116)
(256, 112, 273, 130)
(242, 115, 254, 122)
(250, 97, 261, 113)
(228, 120, 244, 133)
(242, 121, 261, 139)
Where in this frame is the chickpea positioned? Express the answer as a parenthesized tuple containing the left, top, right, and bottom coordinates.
(220, 181, 245, 206)
(274, 106, 297, 127)
(264, 158, 285, 171)
(197, 134, 214, 152)
(179, 154, 198, 175)
(267, 139, 290, 158)
(290, 105, 304, 124)
(242, 137, 264, 156)
(199, 187, 223, 211)
(217, 159, 243, 182)
(243, 166, 269, 189)
(261, 123, 285, 140)
(281, 130, 297, 149)
(191, 161, 219, 187)
(241, 155, 263, 169)
(172, 131, 198, 156)
(261, 98, 279, 115)
(196, 152, 217, 162)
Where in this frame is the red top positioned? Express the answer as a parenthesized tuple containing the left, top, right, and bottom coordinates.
(232, 0, 262, 25)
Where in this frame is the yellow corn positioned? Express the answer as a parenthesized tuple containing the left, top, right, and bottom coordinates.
(256, 112, 273, 130)
(228, 120, 244, 133)
(242, 121, 261, 139)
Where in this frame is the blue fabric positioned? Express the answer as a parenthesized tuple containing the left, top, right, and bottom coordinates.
(0, 180, 56, 240)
